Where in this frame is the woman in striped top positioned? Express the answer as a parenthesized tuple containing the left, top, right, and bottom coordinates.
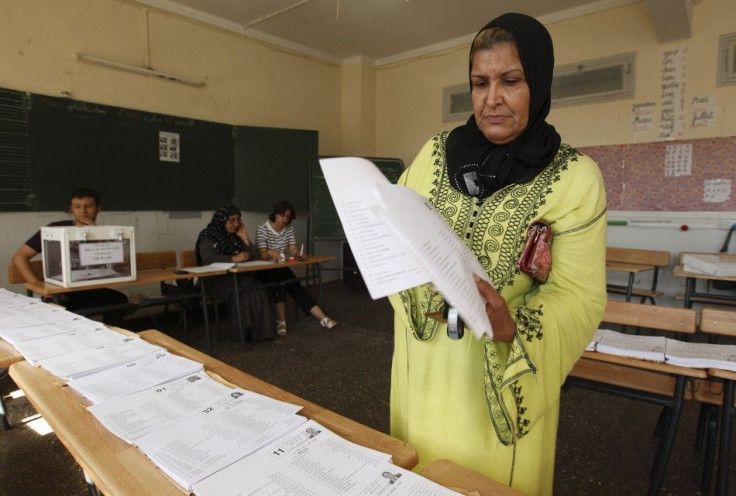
(255, 200, 337, 335)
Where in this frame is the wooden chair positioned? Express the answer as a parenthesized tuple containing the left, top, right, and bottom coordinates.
(606, 247, 671, 304)
(7, 260, 44, 295)
(675, 252, 736, 307)
(692, 307, 736, 494)
(566, 300, 703, 496)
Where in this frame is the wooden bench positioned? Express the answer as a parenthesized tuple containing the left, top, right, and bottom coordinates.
(606, 247, 671, 304)
(566, 300, 704, 496)
(692, 307, 736, 494)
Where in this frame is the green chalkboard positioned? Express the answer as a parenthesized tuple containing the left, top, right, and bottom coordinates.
(233, 126, 318, 212)
(308, 156, 404, 241)
(28, 94, 234, 211)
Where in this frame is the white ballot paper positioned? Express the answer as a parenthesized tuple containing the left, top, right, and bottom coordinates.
(320, 157, 493, 338)
(181, 262, 237, 273)
(591, 329, 667, 362)
(37, 338, 163, 380)
(355, 461, 460, 496)
(11, 327, 131, 365)
(135, 388, 306, 490)
(192, 419, 393, 496)
(665, 339, 736, 371)
(87, 372, 230, 442)
(70, 351, 205, 404)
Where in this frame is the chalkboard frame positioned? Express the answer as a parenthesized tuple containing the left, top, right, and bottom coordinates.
(307, 155, 405, 250)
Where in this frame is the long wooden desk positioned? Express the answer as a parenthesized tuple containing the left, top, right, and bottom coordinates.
(9, 329, 417, 495)
(24, 267, 228, 353)
(568, 350, 708, 496)
(674, 252, 736, 308)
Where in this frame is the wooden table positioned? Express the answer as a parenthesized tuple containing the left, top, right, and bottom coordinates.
(707, 367, 736, 496)
(9, 329, 418, 495)
(420, 459, 526, 495)
(568, 350, 708, 496)
(606, 260, 657, 302)
(228, 255, 336, 349)
(25, 267, 228, 354)
(673, 252, 736, 308)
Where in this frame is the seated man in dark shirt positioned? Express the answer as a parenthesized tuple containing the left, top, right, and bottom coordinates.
(11, 188, 128, 325)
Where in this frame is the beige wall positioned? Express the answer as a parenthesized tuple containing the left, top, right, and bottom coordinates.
(375, 0, 736, 165)
(0, 0, 343, 155)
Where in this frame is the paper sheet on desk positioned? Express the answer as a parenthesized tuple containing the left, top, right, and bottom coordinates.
(320, 157, 492, 339)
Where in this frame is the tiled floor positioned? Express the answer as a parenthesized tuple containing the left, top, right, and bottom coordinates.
(1, 283, 734, 495)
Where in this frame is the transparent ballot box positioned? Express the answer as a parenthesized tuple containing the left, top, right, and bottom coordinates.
(41, 226, 136, 288)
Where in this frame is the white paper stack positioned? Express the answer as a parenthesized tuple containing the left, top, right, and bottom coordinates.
(70, 351, 205, 403)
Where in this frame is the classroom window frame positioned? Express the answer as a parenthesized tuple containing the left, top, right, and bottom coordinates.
(717, 32, 736, 86)
(551, 52, 636, 107)
(442, 83, 473, 123)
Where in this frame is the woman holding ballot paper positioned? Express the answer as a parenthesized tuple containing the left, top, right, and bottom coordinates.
(255, 200, 337, 335)
(388, 13, 606, 495)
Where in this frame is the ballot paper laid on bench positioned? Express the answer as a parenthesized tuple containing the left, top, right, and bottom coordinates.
(664, 339, 736, 371)
(87, 372, 231, 442)
(11, 327, 133, 366)
(320, 156, 492, 338)
(37, 338, 163, 380)
(135, 387, 306, 490)
(193, 418, 458, 496)
(587, 328, 667, 362)
(69, 351, 205, 404)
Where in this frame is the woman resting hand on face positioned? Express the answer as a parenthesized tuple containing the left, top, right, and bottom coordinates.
(388, 13, 607, 496)
(195, 204, 275, 341)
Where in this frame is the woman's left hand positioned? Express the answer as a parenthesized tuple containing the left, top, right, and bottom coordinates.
(473, 274, 516, 342)
(236, 221, 250, 242)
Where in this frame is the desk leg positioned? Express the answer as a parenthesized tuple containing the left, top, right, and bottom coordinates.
(625, 272, 635, 302)
(715, 379, 734, 496)
(83, 470, 101, 496)
(317, 263, 326, 305)
(231, 273, 247, 351)
(648, 376, 686, 496)
(0, 367, 10, 430)
(200, 283, 212, 355)
(684, 277, 695, 309)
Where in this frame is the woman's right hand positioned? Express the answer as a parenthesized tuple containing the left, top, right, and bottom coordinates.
(231, 251, 249, 263)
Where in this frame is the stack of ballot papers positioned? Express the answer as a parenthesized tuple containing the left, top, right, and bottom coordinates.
(682, 253, 736, 277)
(69, 351, 204, 403)
(586, 329, 736, 371)
(192, 418, 459, 496)
(0, 287, 461, 495)
(38, 338, 164, 380)
(664, 339, 736, 371)
(586, 328, 667, 362)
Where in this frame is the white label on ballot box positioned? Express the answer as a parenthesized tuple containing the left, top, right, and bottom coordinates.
(79, 241, 124, 266)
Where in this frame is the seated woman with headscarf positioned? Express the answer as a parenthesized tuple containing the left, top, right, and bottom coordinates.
(195, 204, 275, 341)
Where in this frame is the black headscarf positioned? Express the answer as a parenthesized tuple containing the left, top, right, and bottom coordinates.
(195, 203, 247, 265)
(446, 12, 561, 198)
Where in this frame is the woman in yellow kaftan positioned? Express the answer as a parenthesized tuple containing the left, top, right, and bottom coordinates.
(388, 13, 607, 496)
